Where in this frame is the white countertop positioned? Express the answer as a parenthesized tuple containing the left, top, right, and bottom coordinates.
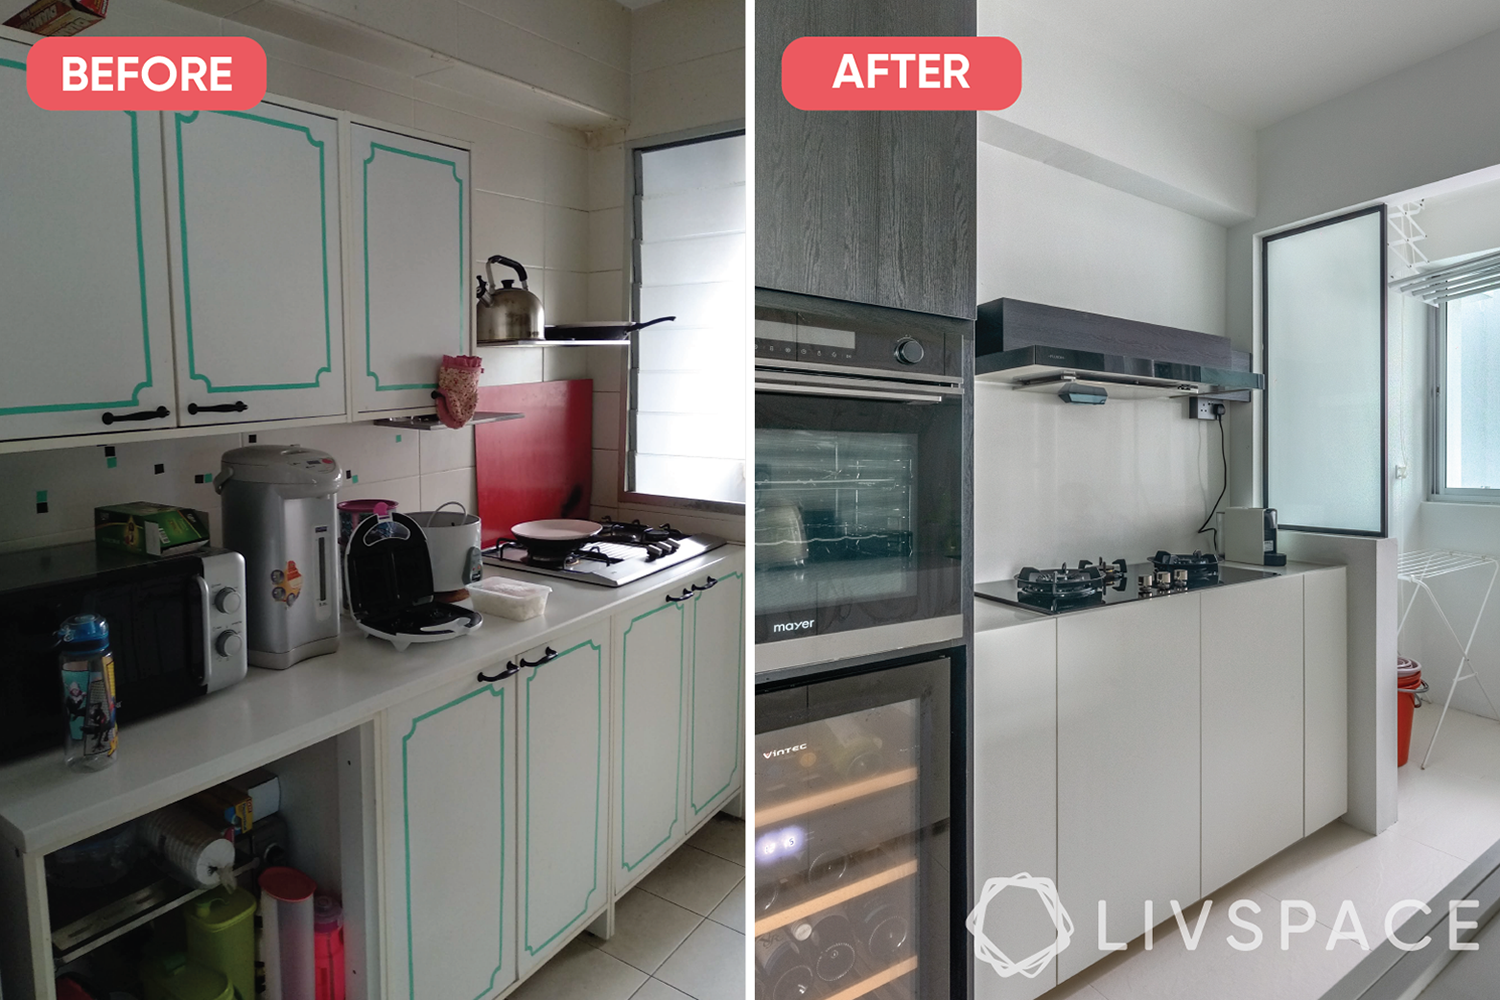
(0, 545, 741, 855)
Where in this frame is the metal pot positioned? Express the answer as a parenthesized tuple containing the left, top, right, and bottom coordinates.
(476, 255, 544, 342)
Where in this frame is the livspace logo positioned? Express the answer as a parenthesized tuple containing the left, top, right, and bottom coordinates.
(26, 36, 267, 111)
(772, 619, 815, 633)
(967, 875, 1481, 980)
(781, 36, 1021, 111)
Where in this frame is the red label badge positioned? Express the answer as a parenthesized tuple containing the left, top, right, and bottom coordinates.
(26, 36, 267, 111)
(781, 36, 1021, 111)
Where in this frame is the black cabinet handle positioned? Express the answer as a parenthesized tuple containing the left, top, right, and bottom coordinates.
(519, 647, 558, 669)
(665, 589, 693, 603)
(477, 663, 520, 683)
(188, 401, 247, 415)
(690, 576, 718, 593)
(101, 406, 169, 425)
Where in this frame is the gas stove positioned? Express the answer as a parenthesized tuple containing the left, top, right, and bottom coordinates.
(481, 520, 727, 587)
(978, 552, 1276, 615)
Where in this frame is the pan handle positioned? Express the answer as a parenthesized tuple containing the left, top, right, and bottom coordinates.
(627, 316, 675, 333)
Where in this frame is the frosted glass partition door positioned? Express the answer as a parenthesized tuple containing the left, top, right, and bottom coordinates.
(1263, 206, 1387, 536)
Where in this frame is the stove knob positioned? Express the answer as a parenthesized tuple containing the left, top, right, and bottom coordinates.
(894, 338, 925, 365)
(215, 630, 243, 658)
(214, 587, 241, 614)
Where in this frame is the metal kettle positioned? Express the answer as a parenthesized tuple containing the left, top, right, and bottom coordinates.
(476, 254, 544, 343)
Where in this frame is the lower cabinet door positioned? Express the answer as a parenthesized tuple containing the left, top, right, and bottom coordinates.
(518, 626, 610, 975)
(382, 670, 517, 1000)
(687, 564, 745, 821)
(614, 596, 689, 895)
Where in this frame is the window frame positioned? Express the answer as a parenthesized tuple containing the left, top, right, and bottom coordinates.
(1431, 295, 1500, 503)
(616, 120, 747, 516)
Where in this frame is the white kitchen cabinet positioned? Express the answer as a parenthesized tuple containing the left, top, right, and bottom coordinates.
(349, 124, 471, 414)
(1057, 595, 1201, 981)
(1201, 573, 1305, 894)
(1305, 566, 1349, 834)
(164, 101, 347, 426)
(687, 563, 745, 821)
(0, 40, 178, 442)
(973, 618, 1059, 1000)
(517, 626, 610, 976)
(381, 669, 518, 1000)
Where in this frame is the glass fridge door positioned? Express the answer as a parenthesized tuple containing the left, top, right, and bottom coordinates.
(754, 657, 953, 1000)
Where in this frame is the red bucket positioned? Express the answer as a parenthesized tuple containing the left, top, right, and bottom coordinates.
(1397, 658, 1428, 767)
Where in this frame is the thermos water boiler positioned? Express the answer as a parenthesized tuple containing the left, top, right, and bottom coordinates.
(217, 445, 343, 668)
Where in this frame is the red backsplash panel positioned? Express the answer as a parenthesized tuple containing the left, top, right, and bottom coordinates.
(475, 379, 593, 548)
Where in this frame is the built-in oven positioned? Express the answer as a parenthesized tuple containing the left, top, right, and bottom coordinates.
(754, 300, 966, 673)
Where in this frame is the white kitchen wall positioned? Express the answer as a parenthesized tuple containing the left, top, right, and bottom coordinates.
(973, 142, 1231, 582)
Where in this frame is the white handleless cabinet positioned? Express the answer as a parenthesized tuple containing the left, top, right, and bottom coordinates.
(973, 618, 1059, 1000)
(381, 671, 518, 1000)
(349, 125, 471, 414)
(517, 627, 610, 976)
(1305, 567, 1349, 834)
(1057, 596, 1201, 981)
(687, 565, 745, 821)
(1201, 572, 1306, 894)
(164, 102, 346, 425)
(0, 41, 177, 441)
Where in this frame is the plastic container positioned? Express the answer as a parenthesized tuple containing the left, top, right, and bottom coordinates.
(139, 951, 233, 1000)
(260, 866, 316, 1000)
(314, 895, 346, 1000)
(58, 612, 117, 770)
(185, 886, 257, 1000)
(469, 577, 551, 621)
(45, 820, 139, 888)
(1398, 658, 1428, 767)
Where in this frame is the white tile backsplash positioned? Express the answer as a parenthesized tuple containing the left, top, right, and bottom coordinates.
(542, 269, 590, 324)
(589, 208, 625, 272)
(474, 193, 545, 271)
(419, 423, 477, 474)
(588, 269, 626, 320)
(419, 466, 477, 513)
(545, 205, 592, 271)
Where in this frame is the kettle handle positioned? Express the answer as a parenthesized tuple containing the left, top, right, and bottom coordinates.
(486, 254, 529, 290)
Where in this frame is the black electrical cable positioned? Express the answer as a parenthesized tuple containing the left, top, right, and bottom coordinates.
(1197, 411, 1227, 555)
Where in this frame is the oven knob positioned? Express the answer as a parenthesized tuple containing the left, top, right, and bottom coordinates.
(894, 338, 925, 365)
(214, 587, 242, 614)
(215, 630, 243, 658)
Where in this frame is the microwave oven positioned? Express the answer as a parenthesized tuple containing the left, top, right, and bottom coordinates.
(0, 543, 248, 764)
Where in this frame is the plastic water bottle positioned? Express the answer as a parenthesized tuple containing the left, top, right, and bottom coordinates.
(58, 613, 117, 771)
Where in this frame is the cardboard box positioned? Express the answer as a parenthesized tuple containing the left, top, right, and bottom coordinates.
(187, 783, 254, 835)
(225, 768, 280, 823)
(94, 502, 210, 557)
(4, 0, 108, 36)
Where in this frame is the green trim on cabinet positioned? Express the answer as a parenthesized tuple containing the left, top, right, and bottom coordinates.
(619, 601, 685, 873)
(401, 682, 508, 1000)
(361, 141, 466, 391)
(174, 109, 334, 393)
(690, 572, 745, 815)
(0, 71, 154, 416)
(523, 639, 604, 957)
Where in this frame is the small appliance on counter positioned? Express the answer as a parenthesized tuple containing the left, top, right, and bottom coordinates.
(216, 445, 342, 670)
(345, 510, 482, 651)
(482, 519, 726, 587)
(1223, 507, 1287, 566)
(412, 502, 483, 601)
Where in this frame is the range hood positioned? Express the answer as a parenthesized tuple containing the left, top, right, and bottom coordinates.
(974, 299, 1265, 400)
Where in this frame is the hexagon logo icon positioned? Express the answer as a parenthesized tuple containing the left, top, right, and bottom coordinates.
(966, 873, 1075, 979)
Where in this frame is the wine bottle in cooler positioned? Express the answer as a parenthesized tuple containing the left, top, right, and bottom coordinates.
(850, 888, 913, 964)
(756, 929, 816, 1000)
(822, 715, 885, 781)
(792, 910, 859, 986)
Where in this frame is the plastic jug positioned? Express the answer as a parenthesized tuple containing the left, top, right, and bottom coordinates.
(259, 866, 316, 1000)
(313, 895, 345, 1000)
(185, 886, 257, 1000)
(139, 950, 234, 1000)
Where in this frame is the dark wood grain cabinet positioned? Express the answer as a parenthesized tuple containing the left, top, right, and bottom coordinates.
(755, 0, 977, 320)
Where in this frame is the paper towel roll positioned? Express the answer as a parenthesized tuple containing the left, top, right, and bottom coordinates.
(137, 804, 236, 888)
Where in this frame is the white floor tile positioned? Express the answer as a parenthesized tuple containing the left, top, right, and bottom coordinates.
(638, 845, 743, 917)
(508, 936, 647, 1000)
(654, 918, 745, 1000)
(592, 887, 703, 974)
(688, 813, 745, 866)
(629, 979, 693, 1000)
(707, 879, 744, 933)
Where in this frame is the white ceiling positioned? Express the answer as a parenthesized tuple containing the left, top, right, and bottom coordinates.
(1004, 0, 1500, 129)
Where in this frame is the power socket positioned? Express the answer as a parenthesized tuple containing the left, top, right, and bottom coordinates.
(1188, 399, 1224, 420)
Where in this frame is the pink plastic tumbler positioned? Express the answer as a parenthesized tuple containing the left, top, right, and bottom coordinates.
(314, 894, 345, 1000)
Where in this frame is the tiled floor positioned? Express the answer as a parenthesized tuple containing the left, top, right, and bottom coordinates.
(1034, 706, 1500, 1000)
(509, 812, 745, 1000)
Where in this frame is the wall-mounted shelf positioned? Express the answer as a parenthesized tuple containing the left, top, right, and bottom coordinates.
(371, 412, 522, 431)
(477, 340, 631, 348)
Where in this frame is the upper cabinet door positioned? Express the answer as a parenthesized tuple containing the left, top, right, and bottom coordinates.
(164, 102, 346, 425)
(349, 125, 471, 414)
(0, 41, 177, 442)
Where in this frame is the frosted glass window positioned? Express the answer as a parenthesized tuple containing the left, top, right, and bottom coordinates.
(1264, 207, 1386, 535)
(630, 133, 746, 507)
(1443, 291, 1500, 491)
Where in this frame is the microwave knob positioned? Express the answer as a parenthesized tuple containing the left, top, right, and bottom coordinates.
(214, 587, 242, 614)
(215, 630, 243, 658)
(894, 337, 925, 365)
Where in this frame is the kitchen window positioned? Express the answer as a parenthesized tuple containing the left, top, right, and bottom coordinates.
(1432, 279, 1500, 501)
(624, 129, 747, 511)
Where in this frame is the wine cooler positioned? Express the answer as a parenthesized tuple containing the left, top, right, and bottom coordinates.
(754, 654, 958, 1000)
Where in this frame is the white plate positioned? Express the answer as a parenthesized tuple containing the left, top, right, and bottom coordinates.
(511, 519, 602, 541)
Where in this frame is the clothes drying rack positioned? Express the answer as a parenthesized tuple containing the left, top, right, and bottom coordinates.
(1396, 549, 1500, 769)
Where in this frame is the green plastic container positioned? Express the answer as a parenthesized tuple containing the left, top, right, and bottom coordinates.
(139, 949, 233, 1000)
(184, 887, 257, 1000)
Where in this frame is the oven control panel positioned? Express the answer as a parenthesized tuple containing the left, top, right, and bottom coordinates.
(754, 312, 959, 378)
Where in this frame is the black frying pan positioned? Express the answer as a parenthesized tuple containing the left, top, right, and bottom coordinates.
(543, 316, 675, 341)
